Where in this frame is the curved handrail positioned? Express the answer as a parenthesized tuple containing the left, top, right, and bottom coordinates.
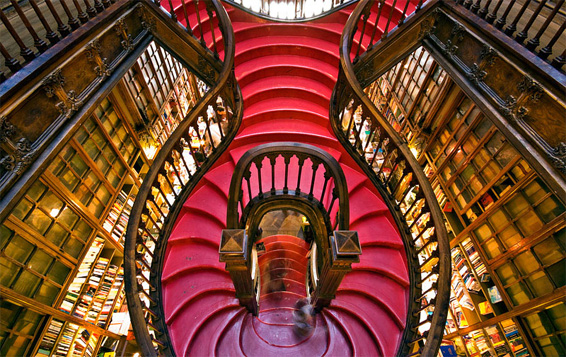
(331, 0, 450, 355)
(224, 142, 355, 311)
(219, 0, 357, 22)
(226, 142, 349, 233)
(124, 0, 241, 355)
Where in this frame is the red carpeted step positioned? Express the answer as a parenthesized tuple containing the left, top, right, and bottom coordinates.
(236, 55, 337, 88)
(182, 184, 227, 225)
(168, 210, 223, 245)
(162, 1, 414, 355)
(331, 292, 404, 357)
(320, 310, 354, 355)
(339, 271, 408, 325)
(186, 306, 245, 356)
(238, 119, 335, 140)
(242, 98, 329, 129)
(324, 307, 382, 356)
(168, 291, 240, 354)
(355, 245, 409, 286)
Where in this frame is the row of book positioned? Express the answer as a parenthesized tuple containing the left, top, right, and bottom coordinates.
(462, 238, 487, 277)
(61, 238, 105, 314)
(102, 188, 135, 246)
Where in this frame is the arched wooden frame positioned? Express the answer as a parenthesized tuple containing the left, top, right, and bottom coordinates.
(226, 142, 350, 264)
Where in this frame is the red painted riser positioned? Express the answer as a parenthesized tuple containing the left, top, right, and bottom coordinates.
(161, 3, 411, 356)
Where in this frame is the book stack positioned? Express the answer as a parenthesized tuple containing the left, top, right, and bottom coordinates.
(73, 286, 95, 319)
(85, 333, 99, 357)
(471, 331, 493, 357)
(103, 190, 135, 245)
(55, 323, 79, 356)
(60, 238, 105, 314)
(502, 321, 530, 356)
(485, 325, 511, 356)
(434, 183, 448, 210)
(36, 319, 64, 356)
(71, 328, 90, 357)
(88, 264, 118, 325)
(455, 247, 481, 294)
(89, 258, 109, 287)
(99, 266, 124, 327)
(464, 336, 480, 357)
(463, 238, 487, 277)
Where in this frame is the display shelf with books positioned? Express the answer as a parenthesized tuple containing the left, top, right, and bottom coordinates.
(0, 38, 207, 356)
(60, 238, 105, 315)
(364, 46, 565, 356)
(98, 266, 125, 328)
(102, 179, 138, 246)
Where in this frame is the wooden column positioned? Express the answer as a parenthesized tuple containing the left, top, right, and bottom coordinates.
(219, 229, 258, 315)
(313, 230, 362, 310)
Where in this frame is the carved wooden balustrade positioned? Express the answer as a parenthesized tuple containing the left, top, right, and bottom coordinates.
(332, 0, 451, 355)
(223, 142, 361, 312)
(122, 0, 241, 356)
(334, 0, 566, 352)
(450, 0, 565, 69)
(0, 0, 241, 355)
(0, 0, 121, 81)
(220, 0, 355, 20)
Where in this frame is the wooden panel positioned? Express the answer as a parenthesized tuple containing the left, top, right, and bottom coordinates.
(427, 9, 566, 178)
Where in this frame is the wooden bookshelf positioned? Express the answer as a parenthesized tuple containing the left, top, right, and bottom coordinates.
(0, 40, 205, 356)
(366, 46, 566, 357)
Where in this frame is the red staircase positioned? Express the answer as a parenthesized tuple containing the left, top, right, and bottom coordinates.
(161, 2, 413, 355)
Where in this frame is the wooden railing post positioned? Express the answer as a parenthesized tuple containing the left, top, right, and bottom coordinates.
(312, 231, 361, 310)
(219, 229, 259, 315)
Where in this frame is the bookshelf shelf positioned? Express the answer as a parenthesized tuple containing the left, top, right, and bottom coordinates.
(0, 40, 206, 357)
(365, 46, 566, 357)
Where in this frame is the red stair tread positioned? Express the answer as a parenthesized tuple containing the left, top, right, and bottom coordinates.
(243, 98, 329, 126)
(168, 292, 240, 354)
(324, 307, 382, 356)
(187, 306, 245, 357)
(162, 239, 224, 281)
(182, 184, 227, 225)
(348, 186, 389, 222)
(238, 119, 334, 140)
(332, 293, 404, 357)
(169, 211, 223, 245)
(239, 313, 330, 356)
(351, 214, 404, 248)
(242, 75, 332, 100)
(200, 161, 235, 198)
(163, 1, 412, 354)
(162, 268, 232, 308)
(355, 246, 409, 286)
(232, 23, 342, 46)
(341, 270, 408, 321)
(320, 311, 354, 356)
(236, 55, 337, 87)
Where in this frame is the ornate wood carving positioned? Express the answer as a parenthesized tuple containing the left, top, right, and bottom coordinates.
(115, 18, 134, 52)
(42, 69, 83, 116)
(85, 39, 111, 78)
(312, 230, 361, 309)
(0, 1, 224, 198)
(427, 9, 566, 177)
(0, 116, 16, 142)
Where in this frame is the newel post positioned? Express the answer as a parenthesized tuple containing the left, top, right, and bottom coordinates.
(313, 231, 362, 310)
(219, 229, 259, 315)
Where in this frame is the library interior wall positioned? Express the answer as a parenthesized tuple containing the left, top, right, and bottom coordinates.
(0, 36, 564, 357)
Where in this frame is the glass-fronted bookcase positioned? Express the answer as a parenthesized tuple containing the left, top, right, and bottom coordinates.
(365, 46, 566, 357)
(0, 41, 205, 357)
